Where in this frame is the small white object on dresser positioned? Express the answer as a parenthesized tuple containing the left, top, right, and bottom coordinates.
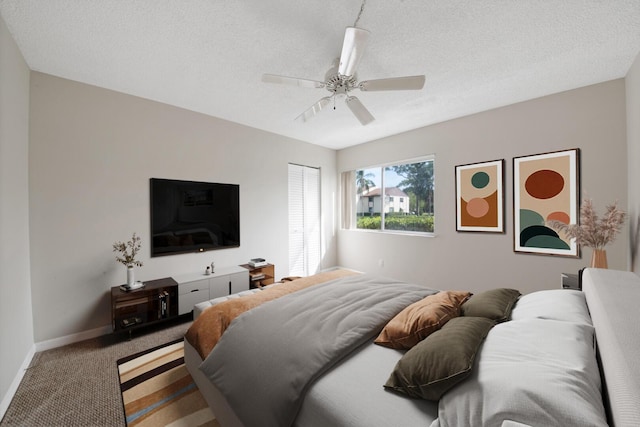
(174, 265, 249, 315)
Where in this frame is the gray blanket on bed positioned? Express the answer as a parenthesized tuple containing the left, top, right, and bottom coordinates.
(199, 273, 437, 427)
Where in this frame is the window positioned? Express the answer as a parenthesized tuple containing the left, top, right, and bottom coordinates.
(344, 157, 434, 233)
(289, 164, 321, 276)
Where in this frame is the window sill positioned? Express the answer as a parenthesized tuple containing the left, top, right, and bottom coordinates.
(341, 228, 436, 238)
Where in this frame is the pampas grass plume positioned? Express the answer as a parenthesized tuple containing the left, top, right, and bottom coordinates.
(548, 198, 626, 249)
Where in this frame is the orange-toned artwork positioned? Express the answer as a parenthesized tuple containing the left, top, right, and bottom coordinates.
(513, 149, 580, 257)
(455, 159, 504, 232)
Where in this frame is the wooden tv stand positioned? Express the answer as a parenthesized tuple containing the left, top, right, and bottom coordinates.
(110, 277, 179, 336)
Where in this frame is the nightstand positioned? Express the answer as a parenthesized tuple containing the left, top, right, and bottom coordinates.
(561, 269, 584, 290)
(240, 263, 275, 288)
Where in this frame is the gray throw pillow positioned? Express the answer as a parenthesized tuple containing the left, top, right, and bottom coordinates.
(384, 316, 495, 401)
(461, 288, 521, 322)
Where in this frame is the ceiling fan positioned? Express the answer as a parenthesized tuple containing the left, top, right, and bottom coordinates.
(262, 26, 426, 126)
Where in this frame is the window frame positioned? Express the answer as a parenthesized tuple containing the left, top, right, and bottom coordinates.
(345, 155, 435, 236)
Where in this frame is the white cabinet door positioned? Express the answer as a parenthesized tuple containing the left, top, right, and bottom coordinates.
(176, 266, 251, 315)
(229, 271, 250, 294)
(179, 278, 209, 295)
(209, 275, 229, 299)
(178, 278, 210, 315)
(179, 288, 210, 315)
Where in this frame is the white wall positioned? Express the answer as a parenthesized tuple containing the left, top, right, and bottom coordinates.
(0, 15, 34, 417)
(337, 80, 628, 295)
(28, 72, 337, 343)
(627, 52, 640, 272)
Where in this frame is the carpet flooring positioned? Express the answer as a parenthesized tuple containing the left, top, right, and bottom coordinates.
(1, 318, 194, 427)
(117, 339, 217, 427)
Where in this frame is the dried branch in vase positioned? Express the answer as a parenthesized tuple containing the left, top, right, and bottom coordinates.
(113, 232, 144, 267)
(548, 198, 626, 250)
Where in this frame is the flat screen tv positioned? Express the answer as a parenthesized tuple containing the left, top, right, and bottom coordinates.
(150, 178, 240, 257)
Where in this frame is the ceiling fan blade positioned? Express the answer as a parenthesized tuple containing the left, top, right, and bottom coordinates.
(295, 97, 332, 122)
(338, 27, 370, 77)
(345, 96, 375, 125)
(262, 74, 326, 89)
(359, 75, 426, 91)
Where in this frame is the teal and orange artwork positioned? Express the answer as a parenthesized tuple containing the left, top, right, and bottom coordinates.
(514, 149, 579, 256)
(456, 160, 504, 232)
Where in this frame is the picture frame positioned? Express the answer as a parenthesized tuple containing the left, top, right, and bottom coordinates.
(513, 148, 580, 257)
(455, 159, 505, 232)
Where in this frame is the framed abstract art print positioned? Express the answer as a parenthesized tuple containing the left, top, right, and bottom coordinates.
(455, 159, 504, 232)
(513, 148, 580, 257)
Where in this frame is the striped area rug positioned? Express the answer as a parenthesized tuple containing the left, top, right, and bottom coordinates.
(117, 339, 219, 427)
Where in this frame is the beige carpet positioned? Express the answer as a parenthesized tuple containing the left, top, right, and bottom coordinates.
(117, 339, 218, 427)
(1, 319, 195, 427)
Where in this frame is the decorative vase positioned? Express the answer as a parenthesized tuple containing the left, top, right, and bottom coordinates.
(590, 249, 608, 269)
(127, 266, 135, 286)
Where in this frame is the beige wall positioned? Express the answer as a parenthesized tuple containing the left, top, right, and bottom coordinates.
(28, 72, 337, 342)
(627, 52, 640, 272)
(337, 80, 628, 295)
(0, 15, 34, 415)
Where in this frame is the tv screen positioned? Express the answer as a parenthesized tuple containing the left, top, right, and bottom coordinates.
(150, 178, 240, 257)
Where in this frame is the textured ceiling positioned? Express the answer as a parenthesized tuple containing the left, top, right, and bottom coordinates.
(1, 0, 639, 150)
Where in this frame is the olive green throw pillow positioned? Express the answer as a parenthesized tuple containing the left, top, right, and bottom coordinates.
(461, 288, 521, 322)
(384, 316, 495, 401)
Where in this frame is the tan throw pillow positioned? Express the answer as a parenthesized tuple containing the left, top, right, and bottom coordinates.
(384, 316, 495, 401)
(374, 290, 472, 350)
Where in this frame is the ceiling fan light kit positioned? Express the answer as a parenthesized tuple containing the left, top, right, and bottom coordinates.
(262, 0, 425, 126)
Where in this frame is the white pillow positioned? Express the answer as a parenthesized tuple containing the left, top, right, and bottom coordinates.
(510, 289, 592, 326)
(437, 318, 606, 427)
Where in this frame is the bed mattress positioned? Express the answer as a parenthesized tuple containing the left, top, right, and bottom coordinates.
(184, 335, 438, 427)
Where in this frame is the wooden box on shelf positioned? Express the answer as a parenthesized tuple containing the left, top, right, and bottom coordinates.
(240, 263, 275, 288)
(110, 277, 178, 333)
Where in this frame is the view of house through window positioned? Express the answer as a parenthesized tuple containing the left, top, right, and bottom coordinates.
(354, 157, 434, 233)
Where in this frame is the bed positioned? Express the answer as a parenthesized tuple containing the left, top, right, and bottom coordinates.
(183, 268, 640, 427)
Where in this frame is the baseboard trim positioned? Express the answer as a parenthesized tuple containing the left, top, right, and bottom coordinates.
(0, 344, 36, 421)
(34, 324, 112, 352)
(321, 265, 363, 273)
